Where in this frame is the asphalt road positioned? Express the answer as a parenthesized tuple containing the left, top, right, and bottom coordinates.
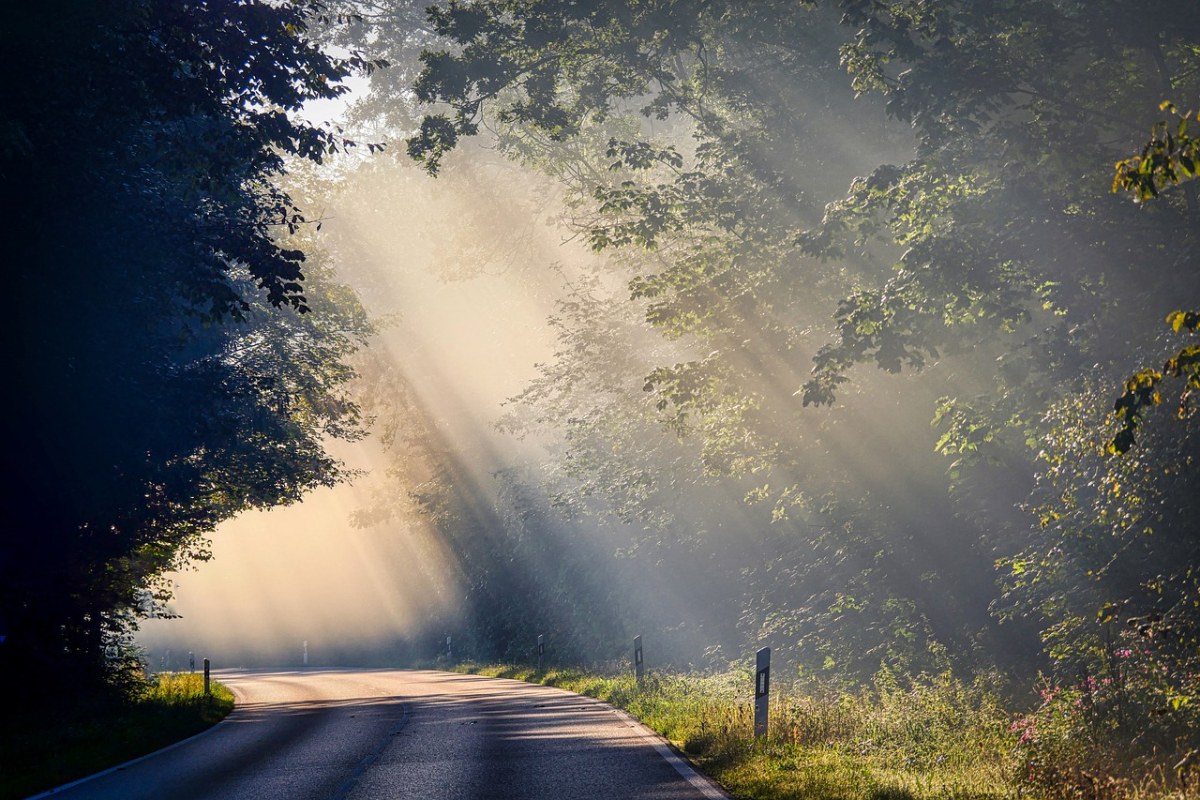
(34, 669, 728, 799)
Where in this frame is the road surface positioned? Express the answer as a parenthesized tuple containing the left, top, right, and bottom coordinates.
(34, 669, 728, 799)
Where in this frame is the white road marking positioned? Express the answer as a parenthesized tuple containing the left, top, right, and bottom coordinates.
(609, 708, 730, 799)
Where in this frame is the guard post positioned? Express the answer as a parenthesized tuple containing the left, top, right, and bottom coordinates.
(537, 634, 545, 672)
(203, 657, 211, 696)
(446, 634, 452, 659)
(634, 635, 644, 685)
(754, 647, 770, 738)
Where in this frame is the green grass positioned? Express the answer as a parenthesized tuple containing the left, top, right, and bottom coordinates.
(451, 663, 1200, 799)
(450, 663, 1018, 800)
(0, 673, 235, 800)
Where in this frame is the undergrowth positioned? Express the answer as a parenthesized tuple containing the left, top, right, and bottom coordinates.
(449, 662, 1200, 800)
(0, 672, 234, 800)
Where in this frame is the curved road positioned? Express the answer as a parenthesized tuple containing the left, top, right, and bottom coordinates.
(36, 669, 728, 799)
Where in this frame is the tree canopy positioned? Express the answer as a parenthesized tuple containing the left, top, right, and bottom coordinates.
(1, 0, 379, 693)
(379, 0, 1200, 758)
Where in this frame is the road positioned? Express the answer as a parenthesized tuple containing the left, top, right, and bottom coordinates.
(35, 669, 728, 799)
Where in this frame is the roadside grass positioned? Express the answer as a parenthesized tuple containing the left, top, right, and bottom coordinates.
(0, 673, 234, 800)
(451, 662, 1018, 800)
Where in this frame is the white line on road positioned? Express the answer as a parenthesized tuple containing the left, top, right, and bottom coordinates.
(609, 708, 730, 799)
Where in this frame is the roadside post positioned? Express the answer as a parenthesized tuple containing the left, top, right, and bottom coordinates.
(537, 634, 545, 672)
(634, 635, 644, 685)
(303, 640, 308, 667)
(189, 651, 195, 673)
(203, 658, 211, 696)
(446, 634, 452, 659)
(754, 647, 770, 738)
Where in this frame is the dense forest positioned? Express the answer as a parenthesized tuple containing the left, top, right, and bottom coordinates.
(0, 0, 382, 691)
(5, 0, 1200, 793)
(354, 0, 1200, 691)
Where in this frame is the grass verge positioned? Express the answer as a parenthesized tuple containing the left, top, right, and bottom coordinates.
(450, 663, 1018, 800)
(0, 673, 234, 800)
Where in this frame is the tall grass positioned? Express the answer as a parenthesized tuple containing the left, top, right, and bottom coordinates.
(455, 662, 1016, 799)
(0, 673, 234, 800)
(457, 662, 1200, 800)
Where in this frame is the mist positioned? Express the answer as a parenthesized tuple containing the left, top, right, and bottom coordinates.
(137, 3, 1200, 701)
(140, 129, 1015, 673)
(13, 6, 1200, 798)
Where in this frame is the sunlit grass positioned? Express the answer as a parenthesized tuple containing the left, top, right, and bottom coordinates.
(452, 662, 1018, 800)
(453, 661, 1200, 799)
(0, 673, 234, 800)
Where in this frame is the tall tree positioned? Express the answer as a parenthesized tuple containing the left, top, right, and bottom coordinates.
(1, 0, 379, 693)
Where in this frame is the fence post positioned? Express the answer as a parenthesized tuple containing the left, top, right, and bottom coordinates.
(634, 635, 644, 685)
(203, 658, 211, 696)
(754, 647, 770, 738)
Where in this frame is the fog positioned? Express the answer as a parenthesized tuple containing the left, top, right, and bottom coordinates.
(134, 6, 1173, 679)
(138, 151, 610, 667)
(138, 134, 1007, 671)
(14, 8, 1200, 796)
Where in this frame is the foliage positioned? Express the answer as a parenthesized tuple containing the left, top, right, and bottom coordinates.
(390, 0, 1200, 779)
(1012, 676, 1200, 799)
(320, 1, 439, 135)
(1114, 102, 1200, 202)
(1, 1, 378, 694)
(1111, 103, 1200, 453)
(401, 0, 1054, 675)
(1110, 309, 1200, 453)
(1005, 381, 1200, 763)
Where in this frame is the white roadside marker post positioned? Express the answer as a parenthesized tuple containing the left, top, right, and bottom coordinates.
(303, 640, 308, 667)
(754, 647, 770, 739)
(537, 634, 545, 672)
(634, 635, 644, 686)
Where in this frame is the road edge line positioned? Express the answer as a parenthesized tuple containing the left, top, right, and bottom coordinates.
(608, 707, 731, 800)
(474, 674, 731, 799)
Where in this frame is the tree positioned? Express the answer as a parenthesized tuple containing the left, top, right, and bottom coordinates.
(400, 0, 1200, 696)
(1, 0, 379, 694)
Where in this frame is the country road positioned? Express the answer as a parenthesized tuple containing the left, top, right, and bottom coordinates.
(34, 669, 728, 799)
